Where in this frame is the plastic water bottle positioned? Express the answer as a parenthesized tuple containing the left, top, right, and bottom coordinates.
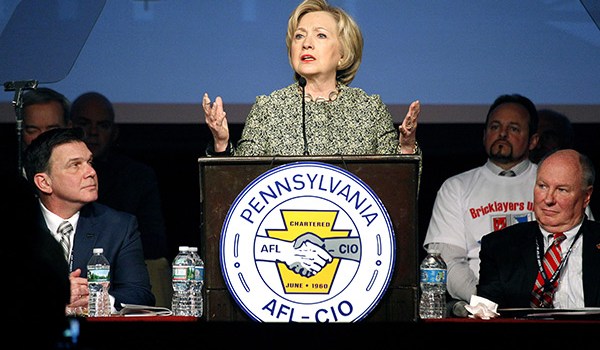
(189, 246, 204, 318)
(171, 246, 193, 316)
(419, 248, 447, 319)
(87, 248, 111, 317)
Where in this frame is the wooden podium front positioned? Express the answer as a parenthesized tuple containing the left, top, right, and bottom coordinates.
(198, 155, 420, 322)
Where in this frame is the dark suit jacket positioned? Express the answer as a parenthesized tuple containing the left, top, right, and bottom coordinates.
(71, 202, 156, 308)
(477, 219, 600, 309)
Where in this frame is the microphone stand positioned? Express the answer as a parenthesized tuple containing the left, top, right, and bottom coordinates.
(299, 77, 308, 155)
(4, 80, 38, 176)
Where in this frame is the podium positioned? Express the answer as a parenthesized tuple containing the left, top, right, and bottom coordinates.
(198, 155, 420, 322)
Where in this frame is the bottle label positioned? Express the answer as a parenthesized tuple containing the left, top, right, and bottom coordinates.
(194, 266, 204, 282)
(173, 266, 193, 281)
(420, 268, 446, 284)
(187, 266, 195, 280)
(88, 268, 110, 282)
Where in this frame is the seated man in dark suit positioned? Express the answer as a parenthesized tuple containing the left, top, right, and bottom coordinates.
(477, 149, 600, 309)
(24, 127, 155, 314)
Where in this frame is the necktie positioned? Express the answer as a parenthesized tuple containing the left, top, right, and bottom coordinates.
(57, 221, 73, 262)
(530, 232, 566, 308)
(499, 170, 516, 177)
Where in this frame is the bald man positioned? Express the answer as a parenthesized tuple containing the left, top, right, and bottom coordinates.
(478, 149, 600, 309)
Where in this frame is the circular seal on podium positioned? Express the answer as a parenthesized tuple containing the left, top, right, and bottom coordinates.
(220, 161, 395, 322)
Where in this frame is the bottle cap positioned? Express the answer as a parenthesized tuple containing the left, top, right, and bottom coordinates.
(93, 247, 104, 254)
(178, 246, 190, 251)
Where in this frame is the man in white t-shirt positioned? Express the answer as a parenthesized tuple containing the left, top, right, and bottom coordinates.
(424, 94, 540, 306)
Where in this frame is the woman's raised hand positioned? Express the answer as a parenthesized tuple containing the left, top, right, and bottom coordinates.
(203, 92, 230, 152)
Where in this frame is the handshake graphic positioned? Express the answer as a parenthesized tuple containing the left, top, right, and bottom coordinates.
(255, 232, 361, 277)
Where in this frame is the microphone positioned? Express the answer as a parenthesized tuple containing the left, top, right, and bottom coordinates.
(298, 76, 309, 155)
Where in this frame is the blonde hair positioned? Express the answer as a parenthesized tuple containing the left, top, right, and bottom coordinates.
(286, 0, 363, 85)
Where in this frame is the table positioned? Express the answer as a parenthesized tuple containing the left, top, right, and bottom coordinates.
(75, 316, 600, 349)
(84, 315, 197, 322)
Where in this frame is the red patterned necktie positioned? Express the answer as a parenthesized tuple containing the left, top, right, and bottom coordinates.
(530, 232, 566, 308)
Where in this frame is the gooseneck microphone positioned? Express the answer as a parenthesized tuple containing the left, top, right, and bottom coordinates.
(298, 76, 309, 155)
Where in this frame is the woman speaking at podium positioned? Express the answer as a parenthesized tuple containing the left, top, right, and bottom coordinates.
(202, 0, 421, 158)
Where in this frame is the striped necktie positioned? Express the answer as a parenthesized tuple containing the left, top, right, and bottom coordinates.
(530, 232, 566, 308)
(57, 221, 73, 262)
